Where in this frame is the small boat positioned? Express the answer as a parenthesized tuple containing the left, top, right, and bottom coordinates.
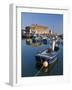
(32, 35, 42, 43)
(35, 40, 60, 65)
(42, 36, 48, 44)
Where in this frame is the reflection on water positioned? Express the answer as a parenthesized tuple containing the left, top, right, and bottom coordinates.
(26, 38, 48, 47)
(21, 38, 63, 77)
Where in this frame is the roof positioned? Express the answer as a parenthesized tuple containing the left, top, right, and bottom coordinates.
(31, 24, 48, 30)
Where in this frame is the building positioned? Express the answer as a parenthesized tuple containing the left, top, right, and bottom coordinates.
(30, 24, 49, 34)
(30, 24, 49, 35)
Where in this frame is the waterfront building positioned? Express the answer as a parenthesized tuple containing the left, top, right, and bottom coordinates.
(30, 24, 49, 35)
(24, 24, 49, 35)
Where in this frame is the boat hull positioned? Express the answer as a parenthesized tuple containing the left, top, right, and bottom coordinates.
(35, 55, 57, 64)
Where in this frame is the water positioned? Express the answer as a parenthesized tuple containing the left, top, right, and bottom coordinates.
(21, 39, 63, 77)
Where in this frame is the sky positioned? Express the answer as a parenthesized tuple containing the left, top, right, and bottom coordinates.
(21, 12, 63, 34)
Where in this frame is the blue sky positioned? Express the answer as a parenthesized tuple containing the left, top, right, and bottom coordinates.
(21, 12, 63, 34)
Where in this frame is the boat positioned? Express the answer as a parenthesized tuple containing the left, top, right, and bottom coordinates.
(35, 40, 60, 65)
(32, 35, 42, 43)
(42, 36, 48, 44)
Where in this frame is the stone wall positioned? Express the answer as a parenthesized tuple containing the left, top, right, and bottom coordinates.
(30, 24, 49, 34)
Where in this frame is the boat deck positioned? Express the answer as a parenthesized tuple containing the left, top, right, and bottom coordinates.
(36, 49, 57, 59)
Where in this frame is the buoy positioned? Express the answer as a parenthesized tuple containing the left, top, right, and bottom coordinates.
(43, 61, 48, 68)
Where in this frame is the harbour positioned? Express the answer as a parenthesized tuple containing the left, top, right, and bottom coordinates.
(21, 35, 63, 77)
(21, 13, 63, 77)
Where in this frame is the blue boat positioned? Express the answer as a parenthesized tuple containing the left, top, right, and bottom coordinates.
(35, 44, 60, 65)
(42, 36, 48, 44)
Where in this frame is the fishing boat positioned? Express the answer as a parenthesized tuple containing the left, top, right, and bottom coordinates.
(35, 40, 60, 66)
(42, 36, 48, 44)
(32, 35, 42, 43)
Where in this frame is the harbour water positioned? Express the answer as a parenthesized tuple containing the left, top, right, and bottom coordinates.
(21, 39, 63, 77)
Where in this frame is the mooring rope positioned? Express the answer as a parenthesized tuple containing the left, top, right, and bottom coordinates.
(34, 65, 44, 76)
